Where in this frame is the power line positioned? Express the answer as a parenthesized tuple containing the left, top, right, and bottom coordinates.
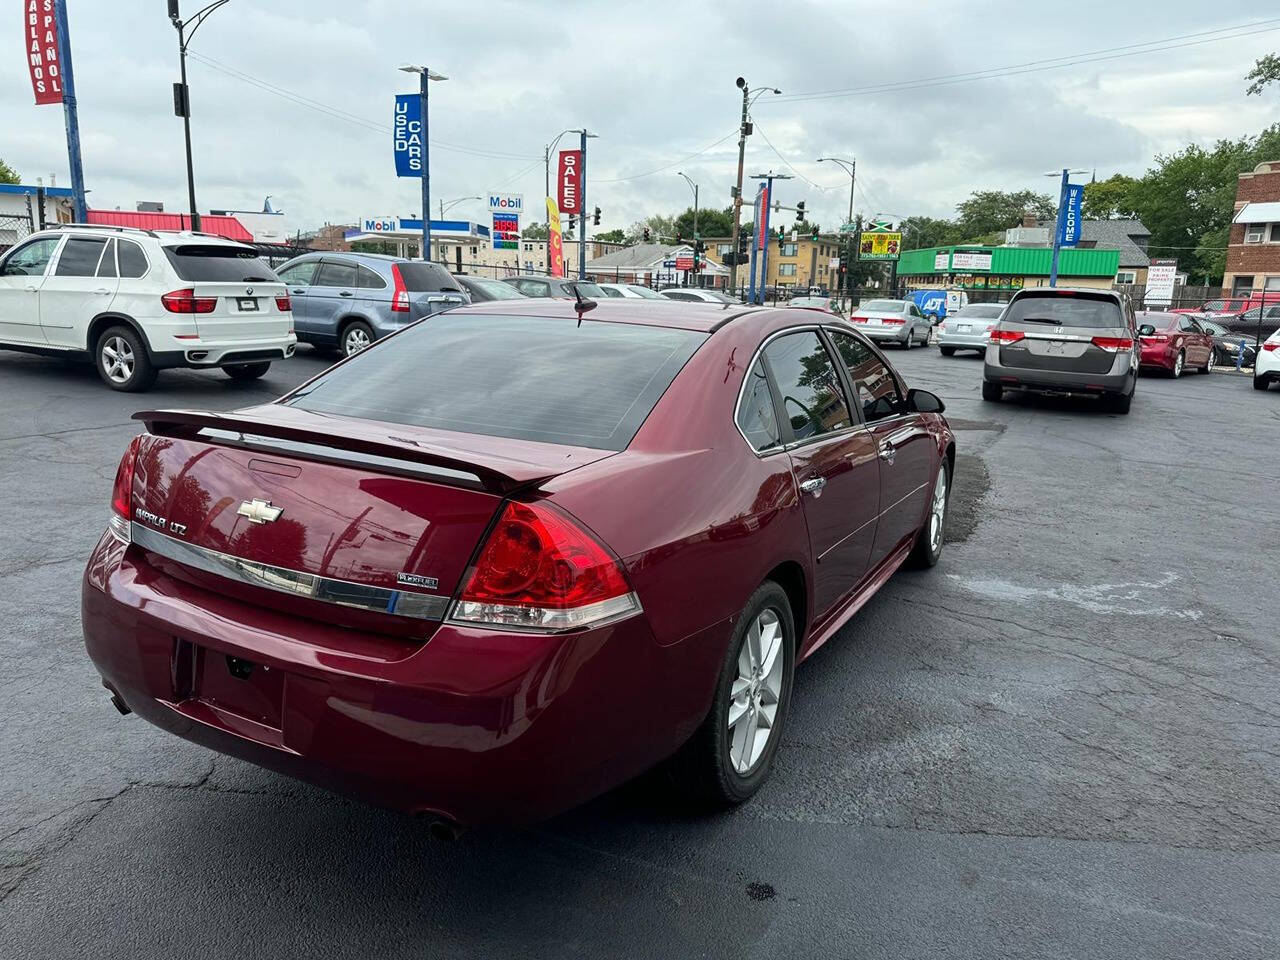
(763, 20, 1280, 105)
(185, 50, 542, 162)
(594, 130, 738, 183)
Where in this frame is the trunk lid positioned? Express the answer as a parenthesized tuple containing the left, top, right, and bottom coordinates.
(189, 281, 291, 342)
(127, 406, 615, 638)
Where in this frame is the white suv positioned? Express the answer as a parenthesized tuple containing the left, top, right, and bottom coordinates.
(1255, 329, 1280, 392)
(0, 225, 296, 391)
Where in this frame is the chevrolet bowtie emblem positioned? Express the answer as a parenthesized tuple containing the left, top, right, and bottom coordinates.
(236, 499, 283, 524)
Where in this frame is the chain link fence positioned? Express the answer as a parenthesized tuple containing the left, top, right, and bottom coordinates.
(0, 214, 33, 255)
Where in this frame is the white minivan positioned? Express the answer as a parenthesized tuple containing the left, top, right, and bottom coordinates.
(0, 224, 296, 391)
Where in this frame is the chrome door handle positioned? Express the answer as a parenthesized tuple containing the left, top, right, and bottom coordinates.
(878, 443, 896, 463)
(338, 290, 353, 297)
(799, 476, 826, 497)
(93, 287, 110, 294)
(24, 284, 38, 292)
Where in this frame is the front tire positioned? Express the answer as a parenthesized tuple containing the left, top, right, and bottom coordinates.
(668, 582, 795, 807)
(982, 380, 1002, 402)
(908, 458, 950, 568)
(223, 361, 271, 381)
(95, 325, 157, 392)
(1170, 350, 1184, 378)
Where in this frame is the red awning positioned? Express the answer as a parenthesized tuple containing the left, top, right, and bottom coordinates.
(86, 210, 254, 243)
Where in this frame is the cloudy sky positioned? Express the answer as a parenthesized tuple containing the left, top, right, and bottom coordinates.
(6, 1, 1278, 235)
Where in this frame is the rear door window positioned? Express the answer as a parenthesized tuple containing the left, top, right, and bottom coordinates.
(96, 239, 118, 278)
(54, 237, 108, 277)
(288, 314, 706, 450)
(763, 331, 852, 442)
(162, 244, 277, 282)
(316, 260, 358, 288)
(1004, 293, 1123, 329)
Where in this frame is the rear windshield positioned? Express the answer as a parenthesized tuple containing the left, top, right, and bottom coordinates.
(564, 281, 605, 298)
(288, 314, 706, 450)
(1004, 293, 1123, 329)
(1138, 313, 1178, 330)
(467, 277, 525, 299)
(862, 300, 903, 311)
(955, 304, 1004, 318)
(397, 261, 462, 292)
(628, 285, 665, 299)
(162, 245, 278, 282)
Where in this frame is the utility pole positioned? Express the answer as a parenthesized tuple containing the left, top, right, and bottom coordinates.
(54, 0, 86, 223)
(579, 129, 588, 280)
(168, 1, 230, 232)
(730, 78, 780, 298)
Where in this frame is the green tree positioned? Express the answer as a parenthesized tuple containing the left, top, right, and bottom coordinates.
(522, 221, 548, 239)
(673, 205, 734, 239)
(1246, 54, 1280, 96)
(899, 215, 962, 251)
(955, 189, 1055, 240)
(0, 158, 19, 185)
(594, 228, 626, 243)
(1082, 174, 1140, 220)
(625, 214, 675, 244)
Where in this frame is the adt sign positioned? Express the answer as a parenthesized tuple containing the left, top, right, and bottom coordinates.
(1058, 183, 1084, 247)
(393, 94, 422, 178)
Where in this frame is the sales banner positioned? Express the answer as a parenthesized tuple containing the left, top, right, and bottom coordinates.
(25, 0, 63, 105)
(1057, 183, 1084, 247)
(546, 197, 565, 278)
(393, 94, 422, 177)
(755, 183, 769, 251)
(557, 150, 582, 213)
(858, 231, 901, 261)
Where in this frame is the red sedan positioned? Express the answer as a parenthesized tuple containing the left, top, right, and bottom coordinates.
(1137, 311, 1215, 377)
(82, 300, 954, 826)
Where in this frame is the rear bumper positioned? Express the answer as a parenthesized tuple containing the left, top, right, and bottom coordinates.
(1257, 348, 1280, 380)
(937, 330, 990, 349)
(984, 346, 1135, 395)
(1139, 343, 1176, 370)
(81, 531, 723, 825)
(860, 325, 909, 343)
(152, 334, 297, 369)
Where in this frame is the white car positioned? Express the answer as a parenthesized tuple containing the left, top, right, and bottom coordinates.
(597, 282, 666, 300)
(0, 225, 296, 391)
(849, 298, 932, 348)
(659, 288, 740, 304)
(937, 303, 1004, 355)
(1255, 329, 1280, 391)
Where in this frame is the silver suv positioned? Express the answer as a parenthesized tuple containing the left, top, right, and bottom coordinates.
(276, 252, 468, 357)
(983, 287, 1138, 414)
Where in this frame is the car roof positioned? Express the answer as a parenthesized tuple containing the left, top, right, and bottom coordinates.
(449, 296, 764, 332)
(1012, 286, 1122, 302)
(30, 226, 251, 249)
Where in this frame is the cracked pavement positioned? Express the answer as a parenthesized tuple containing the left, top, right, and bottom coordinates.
(1, 345, 1277, 959)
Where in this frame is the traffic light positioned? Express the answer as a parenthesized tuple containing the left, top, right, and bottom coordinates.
(795, 200, 806, 223)
(592, 206, 601, 226)
(675, 231, 683, 246)
(812, 227, 820, 242)
(568, 215, 576, 232)
(738, 231, 749, 257)
(693, 237, 705, 271)
(777, 227, 785, 250)
(642, 227, 651, 243)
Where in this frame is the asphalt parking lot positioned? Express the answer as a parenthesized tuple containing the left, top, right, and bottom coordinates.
(3, 340, 1279, 959)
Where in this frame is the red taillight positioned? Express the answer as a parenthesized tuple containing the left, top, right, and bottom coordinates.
(1091, 336, 1134, 352)
(275, 295, 291, 312)
(109, 436, 142, 542)
(1263, 342, 1279, 352)
(453, 501, 639, 632)
(1142, 334, 1169, 342)
(850, 315, 868, 323)
(991, 329, 1025, 344)
(881, 317, 905, 325)
(391, 264, 410, 312)
(161, 288, 216, 314)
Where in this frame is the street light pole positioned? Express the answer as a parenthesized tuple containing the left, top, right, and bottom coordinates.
(544, 128, 577, 273)
(400, 64, 447, 261)
(168, 0, 230, 232)
(439, 195, 480, 219)
(677, 171, 698, 287)
(729, 79, 780, 298)
(818, 157, 857, 308)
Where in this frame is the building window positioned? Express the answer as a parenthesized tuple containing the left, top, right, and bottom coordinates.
(1115, 270, 1136, 284)
(470, 246, 478, 256)
(778, 263, 797, 277)
(781, 242, 798, 257)
(1270, 224, 1280, 243)
(1266, 276, 1280, 292)
(717, 243, 733, 255)
(1245, 224, 1266, 243)
(1232, 275, 1255, 296)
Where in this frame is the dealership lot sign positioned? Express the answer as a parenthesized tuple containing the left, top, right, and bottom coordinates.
(25, 0, 63, 105)
(393, 94, 422, 177)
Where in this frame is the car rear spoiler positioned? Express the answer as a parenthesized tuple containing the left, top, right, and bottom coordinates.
(132, 408, 557, 494)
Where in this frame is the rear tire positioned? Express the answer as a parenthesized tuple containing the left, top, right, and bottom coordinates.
(1200, 350, 1215, 374)
(1256, 376, 1271, 391)
(1106, 388, 1133, 414)
(940, 346, 956, 356)
(982, 380, 1002, 402)
(341, 320, 375, 358)
(95, 325, 157, 392)
(223, 361, 271, 381)
(667, 582, 795, 808)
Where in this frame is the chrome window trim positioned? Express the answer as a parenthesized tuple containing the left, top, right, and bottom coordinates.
(130, 523, 449, 622)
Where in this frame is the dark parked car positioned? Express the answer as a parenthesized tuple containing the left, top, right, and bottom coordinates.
(983, 287, 1138, 413)
(276, 252, 467, 357)
(1197, 317, 1258, 367)
(453, 274, 529, 302)
(502, 274, 605, 299)
(83, 300, 955, 826)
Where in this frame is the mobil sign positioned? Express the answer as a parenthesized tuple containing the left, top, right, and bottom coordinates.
(362, 217, 400, 233)
(488, 193, 523, 214)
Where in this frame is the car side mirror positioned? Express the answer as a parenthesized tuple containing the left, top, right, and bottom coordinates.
(1138, 324, 1155, 336)
(906, 388, 945, 414)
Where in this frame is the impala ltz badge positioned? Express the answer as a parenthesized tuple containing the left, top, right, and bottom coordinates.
(236, 499, 283, 524)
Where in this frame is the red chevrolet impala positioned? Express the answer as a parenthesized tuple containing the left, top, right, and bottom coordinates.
(82, 299, 955, 826)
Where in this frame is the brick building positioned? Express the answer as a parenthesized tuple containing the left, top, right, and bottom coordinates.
(1225, 160, 1280, 299)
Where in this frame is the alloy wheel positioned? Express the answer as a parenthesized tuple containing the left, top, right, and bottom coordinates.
(727, 608, 784, 775)
(101, 336, 135, 384)
(1206, 350, 1216, 373)
(929, 464, 948, 552)
(344, 327, 371, 356)
(1173, 352, 1184, 378)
